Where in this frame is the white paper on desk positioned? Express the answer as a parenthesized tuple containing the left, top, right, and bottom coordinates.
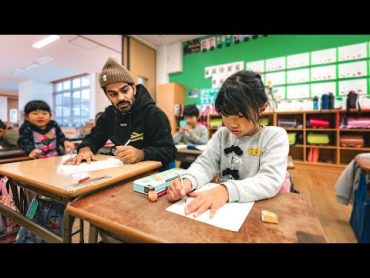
(166, 183, 254, 232)
(175, 144, 187, 150)
(57, 157, 124, 175)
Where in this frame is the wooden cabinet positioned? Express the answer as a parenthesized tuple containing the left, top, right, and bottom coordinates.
(157, 83, 184, 134)
(174, 108, 370, 166)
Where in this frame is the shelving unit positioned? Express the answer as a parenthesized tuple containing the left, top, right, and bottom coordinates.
(174, 108, 370, 166)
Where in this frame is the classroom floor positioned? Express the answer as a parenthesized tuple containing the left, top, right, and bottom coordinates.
(71, 163, 357, 243)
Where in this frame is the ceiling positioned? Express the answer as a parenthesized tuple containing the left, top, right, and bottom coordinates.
(136, 35, 204, 47)
(0, 35, 122, 91)
(0, 35, 205, 92)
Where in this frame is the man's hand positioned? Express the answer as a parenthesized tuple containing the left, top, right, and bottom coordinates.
(29, 149, 43, 159)
(63, 147, 97, 165)
(114, 145, 144, 164)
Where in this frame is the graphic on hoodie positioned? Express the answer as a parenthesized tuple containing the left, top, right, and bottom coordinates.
(33, 128, 58, 158)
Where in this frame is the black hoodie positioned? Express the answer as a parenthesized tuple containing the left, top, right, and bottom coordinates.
(78, 84, 176, 167)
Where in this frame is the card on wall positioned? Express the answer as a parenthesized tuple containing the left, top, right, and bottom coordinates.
(311, 82, 336, 97)
(265, 71, 286, 86)
(338, 61, 367, 79)
(311, 65, 336, 81)
(311, 48, 336, 65)
(287, 84, 310, 99)
(246, 60, 265, 73)
(205, 67, 212, 78)
(271, 86, 286, 101)
(287, 53, 309, 68)
(338, 43, 367, 61)
(287, 68, 309, 84)
(266, 57, 286, 72)
(338, 79, 367, 95)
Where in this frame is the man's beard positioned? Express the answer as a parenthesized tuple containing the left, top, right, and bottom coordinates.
(116, 97, 135, 114)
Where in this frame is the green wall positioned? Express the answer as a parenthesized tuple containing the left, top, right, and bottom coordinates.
(169, 35, 370, 105)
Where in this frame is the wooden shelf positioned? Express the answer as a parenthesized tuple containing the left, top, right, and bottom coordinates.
(175, 109, 370, 166)
(340, 147, 370, 151)
(305, 128, 337, 131)
(306, 145, 337, 149)
(340, 128, 370, 132)
(285, 128, 303, 131)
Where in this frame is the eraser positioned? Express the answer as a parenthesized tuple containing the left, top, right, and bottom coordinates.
(261, 210, 278, 224)
(148, 191, 158, 202)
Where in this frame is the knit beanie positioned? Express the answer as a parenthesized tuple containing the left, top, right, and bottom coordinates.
(99, 57, 135, 88)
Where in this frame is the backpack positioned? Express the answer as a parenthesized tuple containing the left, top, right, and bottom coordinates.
(347, 90, 361, 111)
(0, 176, 20, 243)
(15, 196, 65, 243)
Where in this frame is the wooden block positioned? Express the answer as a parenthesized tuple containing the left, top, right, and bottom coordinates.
(148, 191, 158, 202)
(261, 210, 278, 224)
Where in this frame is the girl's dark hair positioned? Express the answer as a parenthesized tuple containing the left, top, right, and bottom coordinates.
(24, 100, 51, 115)
(215, 70, 267, 126)
(183, 105, 200, 118)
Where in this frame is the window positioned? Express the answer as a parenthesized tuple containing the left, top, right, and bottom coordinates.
(53, 74, 90, 127)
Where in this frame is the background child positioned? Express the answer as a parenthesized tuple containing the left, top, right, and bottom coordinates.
(173, 105, 208, 146)
(168, 70, 289, 218)
(0, 119, 19, 150)
(18, 100, 74, 159)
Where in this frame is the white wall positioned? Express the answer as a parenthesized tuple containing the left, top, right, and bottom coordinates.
(0, 96, 7, 121)
(18, 80, 53, 123)
(156, 44, 169, 87)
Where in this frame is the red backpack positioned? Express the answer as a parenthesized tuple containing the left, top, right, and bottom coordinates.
(0, 176, 20, 243)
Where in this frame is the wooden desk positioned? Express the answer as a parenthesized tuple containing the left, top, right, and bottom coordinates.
(175, 148, 203, 164)
(0, 155, 162, 243)
(0, 149, 29, 164)
(67, 178, 328, 243)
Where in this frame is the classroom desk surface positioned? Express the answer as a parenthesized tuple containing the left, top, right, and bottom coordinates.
(355, 156, 370, 172)
(0, 155, 162, 243)
(0, 154, 162, 199)
(67, 178, 328, 243)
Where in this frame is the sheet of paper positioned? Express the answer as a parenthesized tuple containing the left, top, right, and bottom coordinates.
(166, 183, 254, 232)
(176, 144, 187, 150)
(57, 157, 124, 175)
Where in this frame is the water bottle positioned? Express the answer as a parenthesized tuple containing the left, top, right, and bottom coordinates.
(328, 92, 334, 110)
(313, 96, 319, 111)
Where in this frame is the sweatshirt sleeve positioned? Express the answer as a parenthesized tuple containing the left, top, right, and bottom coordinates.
(173, 131, 183, 144)
(222, 128, 289, 203)
(189, 125, 208, 145)
(182, 129, 222, 189)
(17, 124, 35, 155)
(142, 108, 176, 165)
(77, 115, 109, 154)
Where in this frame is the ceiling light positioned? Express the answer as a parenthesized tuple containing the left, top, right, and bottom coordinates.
(32, 35, 61, 49)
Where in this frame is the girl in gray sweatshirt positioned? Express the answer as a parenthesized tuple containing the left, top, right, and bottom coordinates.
(167, 70, 289, 218)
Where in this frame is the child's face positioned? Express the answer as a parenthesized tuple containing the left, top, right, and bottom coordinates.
(222, 114, 258, 137)
(26, 110, 51, 129)
(184, 116, 198, 128)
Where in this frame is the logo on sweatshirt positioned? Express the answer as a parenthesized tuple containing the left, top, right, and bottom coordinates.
(248, 147, 261, 156)
(130, 132, 144, 142)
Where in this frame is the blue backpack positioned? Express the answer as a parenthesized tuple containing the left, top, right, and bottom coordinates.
(15, 197, 64, 243)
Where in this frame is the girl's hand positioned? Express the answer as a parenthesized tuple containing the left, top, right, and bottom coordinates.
(29, 149, 43, 159)
(64, 141, 75, 153)
(167, 178, 192, 202)
(185, 185, 229, 218)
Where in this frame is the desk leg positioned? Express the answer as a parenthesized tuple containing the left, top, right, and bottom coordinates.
(63, 209, 75, 243)
(89, 224, 98, 243)
(79, 219, 84, 243)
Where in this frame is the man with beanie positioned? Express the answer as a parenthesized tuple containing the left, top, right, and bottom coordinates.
(65, 57, 176, 169)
